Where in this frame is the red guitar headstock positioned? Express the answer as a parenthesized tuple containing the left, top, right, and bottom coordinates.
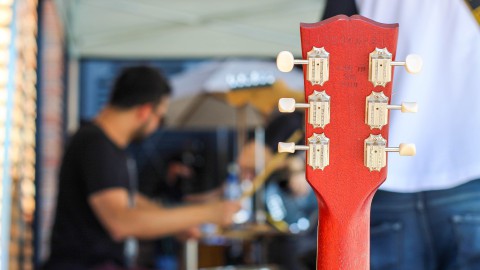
(276, 15, 422, 269)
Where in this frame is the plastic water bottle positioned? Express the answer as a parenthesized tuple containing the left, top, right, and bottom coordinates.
(201, 164, 241, 243)
(224, 163, 252, 224)
(224, 164, 241, 200)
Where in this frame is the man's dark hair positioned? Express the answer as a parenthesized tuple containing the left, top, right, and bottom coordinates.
(109, 66, 172, 108)
(265, 112, 304, 151)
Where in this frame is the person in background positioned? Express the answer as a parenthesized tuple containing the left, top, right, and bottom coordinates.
(44, 66, 240, 270)
(323, 1, 480, 269)
(238, 112, 303, 182)
(238, 112, 317, 270)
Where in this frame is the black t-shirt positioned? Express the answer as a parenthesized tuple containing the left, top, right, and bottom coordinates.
(45, 122, 131, 269)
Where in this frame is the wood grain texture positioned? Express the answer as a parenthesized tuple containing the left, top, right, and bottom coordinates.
(300, 15, 398, 269)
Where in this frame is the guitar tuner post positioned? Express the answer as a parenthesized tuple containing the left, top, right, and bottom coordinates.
(278, 142, 308, 153)
(386, 102, 418, 113)
(385, 143, 416, 156)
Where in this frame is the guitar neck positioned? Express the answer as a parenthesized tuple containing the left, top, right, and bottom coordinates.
(275, 14, 419, 270)
(316, 192, 375, 269)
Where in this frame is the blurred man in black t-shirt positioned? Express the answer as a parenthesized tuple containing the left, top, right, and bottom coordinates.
(44, 66, 240, 270)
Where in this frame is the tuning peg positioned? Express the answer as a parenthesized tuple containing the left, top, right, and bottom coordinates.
(278, 142, 309, 153)
(279, 91, 331, 129)
(276, 51, 308, 72)
(278, 98, 309, 113)
(370, 49, 423, 87)
(391, 54, 423, 74)
(366, 92, 418, 129)
(277, 47, 330, 86)
(279, 134, 330, 170)
(385, 143, 416, 156)
(365, 135, 415, 171)
(386, 102, 418, 113)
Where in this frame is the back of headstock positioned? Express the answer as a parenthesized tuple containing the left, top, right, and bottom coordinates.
(276, 15, 422, 269)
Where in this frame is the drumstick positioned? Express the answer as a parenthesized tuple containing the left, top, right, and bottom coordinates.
(241, 130, 303, 199)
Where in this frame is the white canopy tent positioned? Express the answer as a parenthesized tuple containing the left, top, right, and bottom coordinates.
(54, 0, 325, 58)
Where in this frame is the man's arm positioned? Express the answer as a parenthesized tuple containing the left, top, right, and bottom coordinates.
(89, 188, 240, 241)
(135, 193, 162, 210)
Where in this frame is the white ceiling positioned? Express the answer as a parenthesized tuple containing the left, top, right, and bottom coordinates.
(54, 0, 326, 58)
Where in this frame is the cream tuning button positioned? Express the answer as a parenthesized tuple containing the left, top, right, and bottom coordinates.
(278, 98, 309, 113)
(276, 51, 308, 72)
(385, 143, 416, 156)
(278, 142, 309, 153)
(387, 102, 418, 113)
(391, 54, 423, 74)
(277, 48, 330, 86)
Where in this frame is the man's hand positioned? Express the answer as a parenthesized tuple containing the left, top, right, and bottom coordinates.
(209, 200, 241, 226)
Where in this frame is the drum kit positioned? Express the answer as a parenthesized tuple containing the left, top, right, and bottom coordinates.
(190, 147, 317, 269)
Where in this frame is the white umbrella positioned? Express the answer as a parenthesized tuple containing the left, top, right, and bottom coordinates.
(170, 59, 304, 99)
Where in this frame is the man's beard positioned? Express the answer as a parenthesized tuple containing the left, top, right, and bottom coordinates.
(130, 121, 150, 143)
